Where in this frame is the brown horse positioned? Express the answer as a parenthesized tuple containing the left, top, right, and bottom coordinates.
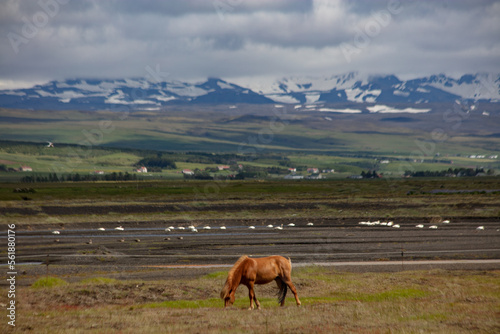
(220, 255, 301, 309)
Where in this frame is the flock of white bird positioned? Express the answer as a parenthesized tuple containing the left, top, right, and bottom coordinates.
(358, 220, 403, 228)
(50, 219, 489, 236)
(358, 219, 486, 230)
(163, 222, 313, 232)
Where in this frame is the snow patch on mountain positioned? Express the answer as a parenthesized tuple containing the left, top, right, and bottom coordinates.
(367, 105, 431, 113)
(319, 108, 362, 113)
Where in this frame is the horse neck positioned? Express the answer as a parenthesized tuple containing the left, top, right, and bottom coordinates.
(230, 266, 245, 287)
(227, 257, 247, 288)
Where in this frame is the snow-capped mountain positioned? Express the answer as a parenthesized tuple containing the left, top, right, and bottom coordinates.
(256, 72, 500, 104)
(0, 77, 274, 111)
(0, 73, 498, 110)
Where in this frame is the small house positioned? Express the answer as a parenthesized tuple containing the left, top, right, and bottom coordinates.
(182, 169, 194, 175)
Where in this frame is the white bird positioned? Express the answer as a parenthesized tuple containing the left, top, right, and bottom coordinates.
(380, 222, 388, 226)
(248, 226, 255, 229)
(429, 225, 438, 229)
(190, 228, 198, 233)
(52, 230, 60, 235)
(97, 227, 106, 231)
(373, 220, 380, 225)
(267, 224, 274, 228)
(203, 226, 211, 230)
(476, 226, 485, 230)
(168, 226, 175, 230)
(178, 226, 185, 230)
(392, 224, 401, 228)
(287, 223, 295, 227)
(46, 141, 54, 148)
(387, 222, 394, 227)
(165, 228, 171, 232)
(416, 224, 424, 228)
(220, 226, 226, 230)
(275, 224, 284, 230)
(187, 225, 195, 230)
(307, 222, 314, 226)
(114, 226, 124, 231)
(442, 220, 450, 224)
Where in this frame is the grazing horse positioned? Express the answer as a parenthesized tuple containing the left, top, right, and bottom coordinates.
(220, 255, 301, 309)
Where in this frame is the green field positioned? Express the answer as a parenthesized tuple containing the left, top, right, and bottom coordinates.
(1, 107, 499, 181)
(1, 267, 498, 333)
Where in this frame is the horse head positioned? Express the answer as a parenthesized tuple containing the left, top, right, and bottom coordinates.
(223, 291, 235, 307)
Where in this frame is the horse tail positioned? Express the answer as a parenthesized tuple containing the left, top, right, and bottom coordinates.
(220, 255, 248, 300)
(276, 276, 288, 304)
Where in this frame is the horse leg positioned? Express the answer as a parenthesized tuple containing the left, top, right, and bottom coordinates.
(247, 282, 260, 310)
(281, 272, 301, 306)
(284, 280, 301, 306)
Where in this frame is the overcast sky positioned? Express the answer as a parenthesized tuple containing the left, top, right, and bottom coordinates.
(1, 0, 499, 89)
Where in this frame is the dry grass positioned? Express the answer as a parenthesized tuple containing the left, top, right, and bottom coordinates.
(1, 267, 499, 333)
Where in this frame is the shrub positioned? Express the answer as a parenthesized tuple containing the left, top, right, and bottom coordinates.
(31, 276, 68, 289)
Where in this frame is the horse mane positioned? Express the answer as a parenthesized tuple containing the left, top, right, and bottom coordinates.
(220, 255, 249, 299)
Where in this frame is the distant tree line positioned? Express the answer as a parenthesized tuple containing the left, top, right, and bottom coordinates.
(183, 165, 289, 180)
(135, 156, 177, 170)
(360, 170, 381, 178)
(404, 168, 494, 178)
(20, 172, 137, 183)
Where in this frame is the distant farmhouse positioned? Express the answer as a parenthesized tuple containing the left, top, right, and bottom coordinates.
(182, 169, 194, 175)
(135, 166, 148, 173)
(19, 165, 32, 172)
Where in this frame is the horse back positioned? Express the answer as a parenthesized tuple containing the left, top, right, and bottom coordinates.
(251, 256, 292, 284)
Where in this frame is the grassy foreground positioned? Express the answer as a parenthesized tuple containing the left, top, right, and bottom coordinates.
(1, 267, 499, 333)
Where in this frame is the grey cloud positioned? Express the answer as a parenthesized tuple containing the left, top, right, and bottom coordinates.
(0, 0, 499, 88)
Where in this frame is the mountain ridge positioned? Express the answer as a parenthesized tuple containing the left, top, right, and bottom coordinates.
(0, 73, 498, 111)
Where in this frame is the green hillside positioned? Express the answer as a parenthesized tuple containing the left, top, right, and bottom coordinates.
(0, 106, 499, 181)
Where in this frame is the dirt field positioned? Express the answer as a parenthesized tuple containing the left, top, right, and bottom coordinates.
(7, 210, 500, 285)
(1, 179, 500, 333)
